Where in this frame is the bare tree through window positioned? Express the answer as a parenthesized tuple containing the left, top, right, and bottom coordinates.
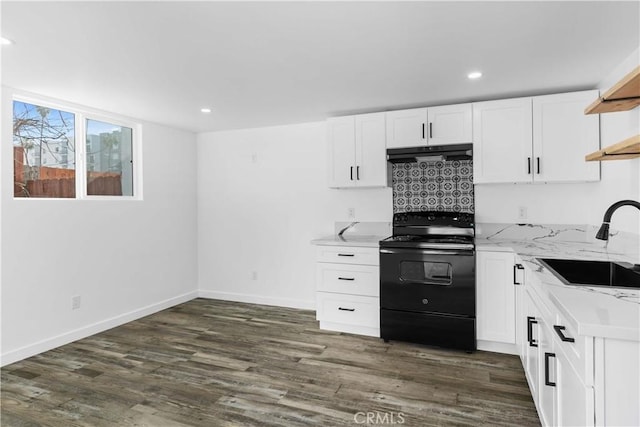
(13, 101, 75, 197)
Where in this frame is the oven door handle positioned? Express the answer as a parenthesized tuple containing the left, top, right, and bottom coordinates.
(400, 280, 451, 286)
(380, 248, 474, 256)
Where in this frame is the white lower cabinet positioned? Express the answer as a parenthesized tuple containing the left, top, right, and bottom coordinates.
(523, 294, 539, 393)
(514, 255, 527, 358)
(554, 345, 594, 427)
(529, 286, 555, 426)
(476, 250, 521, 353)
(595, 338, 640, 426)
(315, 245, 380, 337)
(316, 292, 379, 329)
(482, 252, 640, 426)
(519, 268, 598, 427)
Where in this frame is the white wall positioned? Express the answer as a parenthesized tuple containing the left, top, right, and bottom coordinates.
(0, 88, 199, 365)
(475, 48, 640, 235)
(196, 49, 639, 312)
(197, 122, 392, 309)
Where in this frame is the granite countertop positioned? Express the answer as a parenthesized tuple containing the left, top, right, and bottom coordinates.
(311, 221, 391, 248)
(311, 235, 387, 248)
(476, 223, 640, 342)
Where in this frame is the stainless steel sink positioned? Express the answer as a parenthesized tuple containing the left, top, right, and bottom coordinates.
(537, 258, 640, 289)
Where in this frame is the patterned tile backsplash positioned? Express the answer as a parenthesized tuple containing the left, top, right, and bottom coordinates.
(392, 160, 474, 213)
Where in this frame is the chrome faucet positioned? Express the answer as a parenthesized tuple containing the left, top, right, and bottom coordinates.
(595, 200, 640, 241)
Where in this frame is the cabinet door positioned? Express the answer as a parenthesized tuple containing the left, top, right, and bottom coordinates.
(316, 263, 379, 297)
(532, 90, 600, 183)
(473, 98, 533, 184)
(316, 292, 380, 329)
(537, 309, 556, 427)
(555, 347, 595, 427)
(514, 260, 526, 360)
(385, 108, 428, 149)
(427, 103, 472, 145)
(327, 116, 356, 188)
(523, 291, 540, 401)
(476, 251, 516, 343)
(355, 112, 387, 187)
(598, 339, 640, 426)
(315, 245, 380, 266)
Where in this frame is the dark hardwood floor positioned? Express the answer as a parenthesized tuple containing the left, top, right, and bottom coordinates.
(1, 298, 540, 426)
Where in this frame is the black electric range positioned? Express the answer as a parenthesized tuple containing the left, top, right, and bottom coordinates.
(379, 211, 476, 351)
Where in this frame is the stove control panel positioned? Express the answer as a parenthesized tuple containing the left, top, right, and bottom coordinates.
(393, 211, 474, 227)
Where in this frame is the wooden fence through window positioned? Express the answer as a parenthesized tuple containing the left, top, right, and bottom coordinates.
(14, 147, 123, 197)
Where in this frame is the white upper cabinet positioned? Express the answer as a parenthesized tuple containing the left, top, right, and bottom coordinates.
(473, 90, 601, 184)
(327, 113, 387, 188)
(355, 113, 387, 187)
(532, 90, 600, 183)
(327, 116, 356, 188)
(385, 103, 472, 149)
(428, 103, 473, 145)
(385, 108, 428, 149)
(329, 90, 600, 188)
(473, 97, 533, 184)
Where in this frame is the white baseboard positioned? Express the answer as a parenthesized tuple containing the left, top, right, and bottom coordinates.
(477, 340, 518, 355)
(198, 290, 315, 310)
(0, 291, 198, 367)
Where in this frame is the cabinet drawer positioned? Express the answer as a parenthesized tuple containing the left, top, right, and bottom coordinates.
(316, 263, 379, 297)
(316, 246, 379, 265)
(552, 312, 593, 386)
(316, 292, 380, 328)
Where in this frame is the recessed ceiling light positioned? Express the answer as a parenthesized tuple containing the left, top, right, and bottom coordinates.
(200, 108, 212, 113)
(467, 71, 483, 80)
(1, 37, 14, 46)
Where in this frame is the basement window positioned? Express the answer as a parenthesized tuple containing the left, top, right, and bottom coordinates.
(13, 101, 76, 198)
(12, 97, 141, 199)
(86, 119, 134, 197)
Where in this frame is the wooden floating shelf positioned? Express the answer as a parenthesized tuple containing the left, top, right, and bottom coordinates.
(585, 65, 640, 114)
(585, 134, 640, 161)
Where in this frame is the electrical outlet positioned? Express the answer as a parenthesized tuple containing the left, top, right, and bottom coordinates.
(251, 271, 258, 280)
(518, 206, 528, 220)
(347, 207, 355, 219)
(71, 295, 81, 310)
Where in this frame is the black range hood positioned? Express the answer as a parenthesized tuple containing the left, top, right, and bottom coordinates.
(387, 143, 473, 163)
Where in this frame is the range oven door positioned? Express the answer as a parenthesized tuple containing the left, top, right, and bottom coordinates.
(379, 247, 475, 317)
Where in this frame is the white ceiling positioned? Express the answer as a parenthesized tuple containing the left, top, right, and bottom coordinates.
(2, 1, 639, 133)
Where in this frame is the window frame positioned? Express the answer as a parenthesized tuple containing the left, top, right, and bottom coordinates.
(12, 93, 143, 201)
